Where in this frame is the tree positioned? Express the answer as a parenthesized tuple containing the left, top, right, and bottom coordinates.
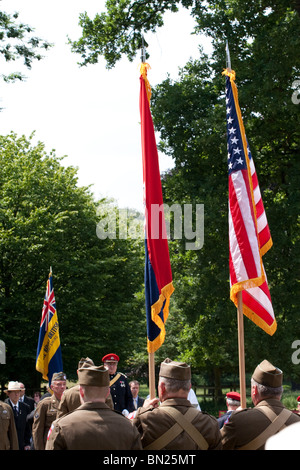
(69, 0, 300, 69)
(0, 9, 51, 83)
(69, 0, 300, 384)
(0, 133, 145, 389)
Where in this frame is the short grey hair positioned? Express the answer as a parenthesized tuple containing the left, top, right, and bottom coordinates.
(227, 398, 240, 407)
(251, 378, 283, 399)
(159, 376, 191, 393)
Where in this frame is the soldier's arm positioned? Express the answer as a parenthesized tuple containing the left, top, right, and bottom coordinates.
(45, 421, 66, 450)
(32, 401, 47, 450)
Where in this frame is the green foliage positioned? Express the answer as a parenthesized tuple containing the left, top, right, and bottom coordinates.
(0, 133, 145, 387)
(70, 0, 300, 383)
(0, 10, 52, 82)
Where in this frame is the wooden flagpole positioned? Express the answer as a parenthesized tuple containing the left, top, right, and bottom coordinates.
(148, 352, 156, 399)
(237, 291, 247, 408)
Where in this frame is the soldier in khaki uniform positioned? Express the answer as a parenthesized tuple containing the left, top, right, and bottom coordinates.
(57, 357, 113, 418)
(45, 364, 142, 450)
(32, 371, 66, 450)
(221, 359, 300, 450)
(0, 400, 19, 450)
(132, 358, 222, 450)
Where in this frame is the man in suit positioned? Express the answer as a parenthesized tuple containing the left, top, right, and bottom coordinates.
(129, 380, 145, 409)
(45, 364, 142, 450)
(221, 359, 300, 449)
(19, 382, 35, 434)
(4, 381, 31, 450)
(19, 382, 35, 412)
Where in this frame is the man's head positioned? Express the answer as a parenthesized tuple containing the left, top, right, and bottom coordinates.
(226, 391, 240, 410)
(19, 382, 26, 397)
(4, 381, 21, 405)
(102, 353, 119, 376)
(130, 380, 140, 398)
(78, 364, 110, 403)
(251, 359, 283, 406)
(158, 358, 191, 402)
(51, 372, 67, 400)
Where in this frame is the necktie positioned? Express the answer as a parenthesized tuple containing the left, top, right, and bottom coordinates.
(13, 406, 19, 416)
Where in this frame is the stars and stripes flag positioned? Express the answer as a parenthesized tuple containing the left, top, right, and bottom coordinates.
(140, 63, 174, 353)
(223, 68, 277, 335)
(36, 269, 63, 382)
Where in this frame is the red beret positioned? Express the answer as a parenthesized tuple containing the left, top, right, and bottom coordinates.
(297, 396, 300, 402)
(102, 353, 119, 362)
(226, 391, 241, 401)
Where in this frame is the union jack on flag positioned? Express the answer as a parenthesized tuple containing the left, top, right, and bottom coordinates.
(41, 275, 56, 332)
(36, 269, 63, 382)
(223, 68, 276, 335)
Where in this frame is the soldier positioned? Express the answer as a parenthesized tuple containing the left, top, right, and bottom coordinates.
(57, 357, 113, 418)
(132, 358, 222, 450)
(32, 371, 66, 450)
(102, 353, 134, 414)
(45, 364, 142, 450)
(221, 359, 300, 450)
(0, 399, 19, 450)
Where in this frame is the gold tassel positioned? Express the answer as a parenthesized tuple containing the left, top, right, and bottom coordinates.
(140, 62, 152, 105)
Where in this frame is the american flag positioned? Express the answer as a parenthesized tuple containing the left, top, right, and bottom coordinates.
(224, 69, 277, 335)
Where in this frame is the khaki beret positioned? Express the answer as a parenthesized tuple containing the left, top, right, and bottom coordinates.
(159, 358, 191, 381)
(51, 372, 67, 383)
(78, 357, 94, 368)
(252, 359, 283, 388)
(78, 365, 110, 387)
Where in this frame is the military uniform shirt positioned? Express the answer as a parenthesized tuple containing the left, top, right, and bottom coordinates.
(133, 397, 222, 450)
(221, 398, 300, 450)
(46, 401, 142, 450)
(0, 401, 19, 450)
(32, 394, 61, 450)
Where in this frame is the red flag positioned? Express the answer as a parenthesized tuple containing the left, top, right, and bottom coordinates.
(223, 68, 276, 335)
(140, 63, 174, 353)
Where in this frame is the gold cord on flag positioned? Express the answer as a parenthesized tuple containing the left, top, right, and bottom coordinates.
(140, 62, 152, 105)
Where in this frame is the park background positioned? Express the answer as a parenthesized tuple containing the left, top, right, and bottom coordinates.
(0, 1, 299, 416)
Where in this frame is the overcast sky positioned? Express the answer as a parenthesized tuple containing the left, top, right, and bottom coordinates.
(0, 1, 212, 212)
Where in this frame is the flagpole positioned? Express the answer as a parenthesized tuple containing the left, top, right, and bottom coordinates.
(226, 40, 231, 72)
(226, 41, 246, 408)
(148, 352, 156, 399)
(237, 291, 247, 408)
